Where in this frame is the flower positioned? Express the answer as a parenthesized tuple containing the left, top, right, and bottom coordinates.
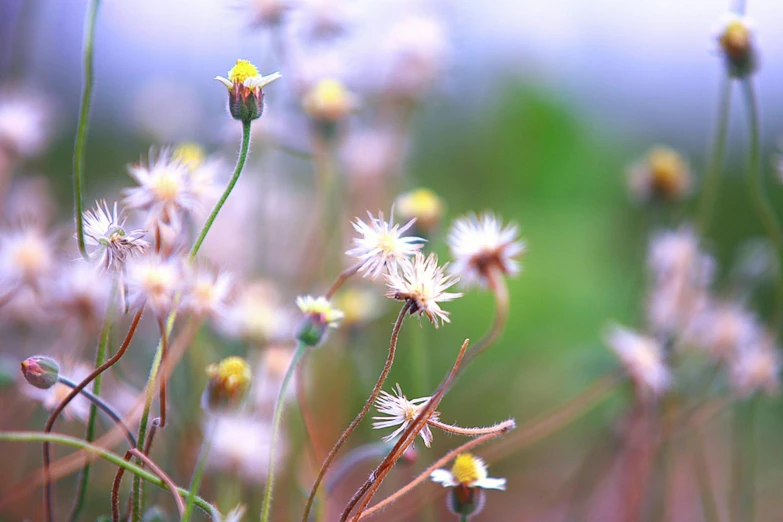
(211, 504, 247, 522)
(385, 252, 462, 326)
(49, 259, 113, 325)
(332, 286, 385, 327)
(716, 13, 756, 77)
(0, 224, 54, 289)
(395, 188, 445, 234)
(372, 384, 438, 447)
(20, 356, 60, 389)
(383, 14, 448, 99)
(302, 78, 357, 122)
(686, 300, 763, 362)
(626, 146, 692, 203)
(295, 295, 344, 345)
(431, 452, 506, 490)
(215, 59, 281, 122)
(125, 255, 182, 316)
(22, 360, 92, 421)
(83, 200, 148, 271)
(181, 266, 233, 319)
(605, 324, 671, 397)
(203, 356, 253, 411)
(0, 90, 49, 158)
(347, 210, 425, 280)
(218, 281, 293, 344)
(447, 212, 525, 288)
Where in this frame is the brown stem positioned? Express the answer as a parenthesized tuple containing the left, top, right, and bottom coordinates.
(358, 423, 515, 519)
(157, 318, 168, 427)
(463, 266, 509, 365)
(343, 338, 470, 522)
(129, 449, 185, 517)
(325, 261, 363, 299)
(112, 450, 133, 522)
(43, 307, 144, 522)
(427, 419, 515, 438)
(302, 301, 411, 522)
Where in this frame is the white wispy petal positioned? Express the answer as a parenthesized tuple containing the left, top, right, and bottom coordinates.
(347, 209, 425, 280)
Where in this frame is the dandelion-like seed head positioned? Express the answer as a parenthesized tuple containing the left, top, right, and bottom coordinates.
(606, 323, 671, 398)
(347, 209, 425, 280)
(83, 200, 148, 271)
(448, 212, 525, 289)
(385, 252, 462, 327)
(182, 266, 233, 319)
(372, 384, 437, 447)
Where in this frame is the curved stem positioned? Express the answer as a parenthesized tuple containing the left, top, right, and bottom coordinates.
(182, 420, 215, 522)
(58, 377, 136, 447)
(189, 119, 252, 261)
(325, 261, 362, 299)
(427, 419, 515, 438)
(0, 431, 215, 515)
(43, 307, 143, 522)
(111, 450, 133, 522)
(260, 342, 308, 522)
(72, 0, 101, 258)
(463, 267, 509, 366)
(129, 448, 185, 517)
(302, 301, 411, 522)
(698, 75, 732, 236)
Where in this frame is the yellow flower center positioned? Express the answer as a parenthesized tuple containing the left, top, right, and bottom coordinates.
(304, 79, 353, 119)
(722, 21, 750, 54)
(228, 59, 260, 85)
(648, 146, 687, 196)
(377, 232, 398, 253)
(151, 170, 182, 201)
(207, 356, 252, 393)
(451, 453, 481, 485)
(142, 268, 169, 296)
(174, 143, 205, 170)
(12, 236, 48, 278)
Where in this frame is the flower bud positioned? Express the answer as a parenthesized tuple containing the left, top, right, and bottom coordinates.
(717, 15, 757, 77)
(447, 487, 485, 519)
(215, 60, 281, 122)
(295, 295, 344, 346)
(395, 188, 445, 236)
(302, 79, 357, 139)
(202, 356, 252, 412)
(20, 356, 60, 389)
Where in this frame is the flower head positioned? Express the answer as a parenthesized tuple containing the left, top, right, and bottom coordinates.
(385, 252, 462, 326)
(605, 324, 671, 398)
(302, 78, 357, 122)
(207, 413, 283, 484)
(347, 209, 425, 280)
(295, 295, 344, 345)
(431, 453, 506, 490)
(395, 188, 445, 234)
(627, 146, 692, 203)
(203, 356, 253, 412)
(448, 212, 525, 289)
(373, 384, 438, 447)
(181, 266, 233, 319)
(49, 259, 113, 325)
(0, 90, 49, 158)
(22, 360, 92, 421)
(0, 223, 54, 288)
(219, 281, 293, 344)
(125, 255, 182, 316)
(83, 200, 148, 271)
(215, 59, 281, 122)
(716, 14, 756, 77)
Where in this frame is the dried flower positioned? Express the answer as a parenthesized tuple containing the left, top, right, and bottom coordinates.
(385, 252, 462, 326)
(215, 59, 281, 122)
(347, 210, 425, 280)
(448, 212, 525, 288)
(203, 356, 252, 411)
(373, 384, 438, 447)
(125, 255, 182, 316)
(627, 146, 692, 203)
(606, 324, 671, 397)
(83, 200, 148, 271)
(295, 295, 344, 346)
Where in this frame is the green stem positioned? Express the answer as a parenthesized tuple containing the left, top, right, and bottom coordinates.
(0, 431, 216, 515)
(189, 119, 252, 261)
(698, 75, 732, 236)
(183, 420, 215, 522)
(68, 303, 113, 522)
(260, 342, 308, 522)
(72, 0, 101, 258)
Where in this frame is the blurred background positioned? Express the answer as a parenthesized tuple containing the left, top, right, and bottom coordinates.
(1, 0, 783, 520)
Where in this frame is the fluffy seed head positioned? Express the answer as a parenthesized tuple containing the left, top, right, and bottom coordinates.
(83, 200, 148, 271)
(372, 384, 437, 447)
(347, 209, 425, 280)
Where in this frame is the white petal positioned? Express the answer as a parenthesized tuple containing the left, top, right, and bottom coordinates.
(215, 76, 233, 89)
(430, 469, 457, 487)
(244, 72, 282, 89)
(474, 477, 506, 491)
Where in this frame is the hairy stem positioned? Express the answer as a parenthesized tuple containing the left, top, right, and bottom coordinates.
(302, 301, 411, 522)
(129, 448, 185, 517)
(157, 317, 168, 427)
(428, 419, 515, 438)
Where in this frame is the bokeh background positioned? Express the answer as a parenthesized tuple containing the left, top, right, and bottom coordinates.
(1, 0, 783, 521)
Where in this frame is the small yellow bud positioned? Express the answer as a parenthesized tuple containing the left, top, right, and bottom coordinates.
(717, 15, 756, 77)
(627, 146, 691, 203)
(303, 79, 357, 122)
(203, 356, 252, 411)
(395, 188, 445, 234)
(173, 143, 205, 170)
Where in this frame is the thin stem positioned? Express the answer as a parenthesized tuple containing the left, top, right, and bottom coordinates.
(129, 448, 185, 517)
(463, 266, 509, 367)
(72, 0, 101, 258)
(0, 431, 215, 515)
(58, 377, 136, 447)
(111, 450, 133, 522)
(43, 307, 143, 522)
(296, 351, 327, 522)
(698, 75, 732, 235)
(428, 419, 515, 438)
(157, 317, 168, 427)
(189, 119, 252, 261)
(326, 442, 394, 495)
(460, 516, 468, 522)
(302, 301, 411, 522)
(731, 396, 758, 522)
(741, 79, 783, 329)
(68, 301, 113, 522)
(325, 261, 362, 299)
(260, 342, 308, 522)
(182, 420, 215, 522)
(358, 425, 515, 519)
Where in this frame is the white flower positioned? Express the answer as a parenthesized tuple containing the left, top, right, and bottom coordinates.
(0, 224, 54, 288)
(211, 504, 246, 522)
(0, 91, 49, 157)
(83, 200, 148, 271)
(605, 324, 671, 397)
(384, 14, 448, 97)
(385, 252, 462, 327)
(447, 212, 525, 288)
(372, 384, 438, 447)
(296, 295, 344, 328)
(430, 453, 506, 491)
(181, 266, 233, 319)
(125, 255, 182, 316)
(346, 209, 424, 280)
(22, 360, 92, 422)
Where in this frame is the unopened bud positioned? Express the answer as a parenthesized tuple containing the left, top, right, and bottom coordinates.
(718, 15, 757, 77)
(20, 356, 60, 389)
(447, 487, 485, 519)
(395, 188, 445, 235)
(203, 356, 252, 412)
(295, 295, 344, 346)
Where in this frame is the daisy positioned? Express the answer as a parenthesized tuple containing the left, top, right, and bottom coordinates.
(372, 384, 438, 447)
(296, 295, 344, 328)
(83, 200, 148, 271)
(218, 281, 293, 344)
(605, 324, 671, 397)
(215, 59, 281, 122)
(385, 252, 461, 327)
(347, 209, 424, 280)
(447, 212, 525, 288)
(125, 255, 182, 316)
(431, 452, 505, 518)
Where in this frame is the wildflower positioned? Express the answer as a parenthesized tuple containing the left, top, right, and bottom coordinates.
(83, 200, 148, 271)
(372, 384, 438, 447)
(716, 14, 756, 77)
(395, 188, 445, 235)
(605, 324, 671, 397)
(173, 142, 206, 170)
(49, 259, 112, 325)
(448, 213, 525, 289)
(207, 413, 282, 484)
(347, 210, 425, 280)
(627, 146, 692, 203)
(22, 360, 92, 421)
(0, 90, 49, 158)
(215, 59, 281, 122)
(203, 356, 252, 412)
(211, 504, 247, 522)
(431, 453, 505, 518)
(302, 78, 357, 123)
(730, 342, 780, 397)
(295, 295, 343, 346)
(20, 356, 60, 390)
(385, 252, 462, 326)
(125, 255, 182, 316)
(4, 176, 56, 226)
(341, 130, 398, 181)
(0, 224, 54, 289)
(181, 266, 233, 319)
(219, 281, 292, 344)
